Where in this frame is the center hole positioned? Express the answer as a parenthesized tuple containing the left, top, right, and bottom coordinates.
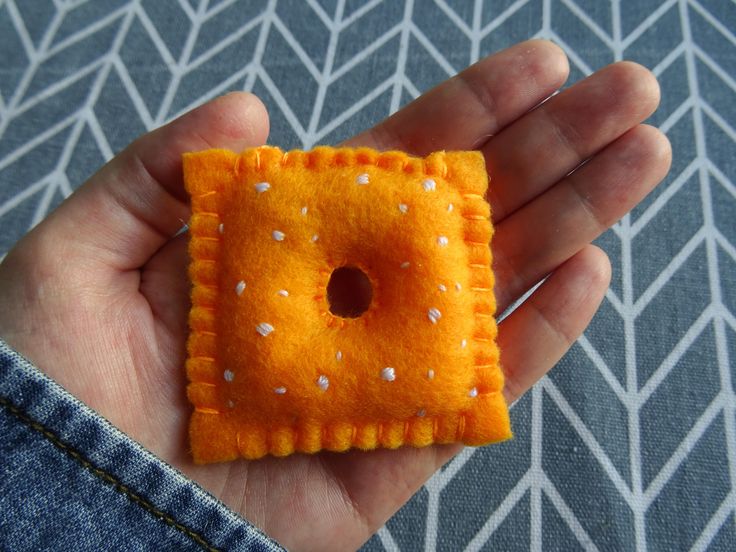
(326, 266, 373, 318)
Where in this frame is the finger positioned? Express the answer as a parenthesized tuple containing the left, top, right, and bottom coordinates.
(29, 92, 269, 271)
(500, 245, 611, 403)
(492, 124, 671, 313)
(486, 61, 661, 222)
(344, 39, 569, 154)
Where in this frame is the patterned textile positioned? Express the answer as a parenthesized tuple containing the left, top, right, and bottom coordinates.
(0, 1, 733, 550)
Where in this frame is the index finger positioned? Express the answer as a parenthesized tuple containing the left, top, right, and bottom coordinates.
(344, 39, 569, 155)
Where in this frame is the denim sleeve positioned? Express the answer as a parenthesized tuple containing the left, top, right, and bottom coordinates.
(0, 340, 285, 552)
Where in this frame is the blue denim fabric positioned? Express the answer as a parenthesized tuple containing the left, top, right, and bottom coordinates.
(0, 340, 283, 552)
(1, 2, 735, 550)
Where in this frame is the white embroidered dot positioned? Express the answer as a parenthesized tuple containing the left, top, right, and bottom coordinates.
(428, 307, 442, 324)
(417, 408, 426, 418)
(227, 400, 235, 409)
(468, 387, 478, 398)
(437, 236, 449, 247)
(274, 386, 287, 395)
(316, 375, 329, 391)
(461, 339, 467, 349)
(356, 173, 369, 185)
(277, 289, 289, 297)
(381, 367, 396, 382)
(447, 203, 454, 212)
(311, 234, 319, 243)
(422, 178, 436, 191)
(218, 223, 224, 234)
(256, 322, 274, 336)
(272, 230, 285, 241)
(223, 369, 234, 382)
(455, 282, 462, 291)
(400, 261, 410, 269)
(255, 182, 270, 193)
(235, 280, 246, 296)
(336, 351, 343, 361)
(438, 284, 447, 292)
(398, 203, 408, 214)
(301, 206, 308, 216)
(427, 369, 435, 380)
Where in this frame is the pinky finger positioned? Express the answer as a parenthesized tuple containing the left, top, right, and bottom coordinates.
(498, 245, 611, 404)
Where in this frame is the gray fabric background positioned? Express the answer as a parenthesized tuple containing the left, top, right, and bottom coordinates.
(0, 1, 734, 550)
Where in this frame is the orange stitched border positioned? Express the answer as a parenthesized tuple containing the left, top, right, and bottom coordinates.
(186, 146, 508, 459)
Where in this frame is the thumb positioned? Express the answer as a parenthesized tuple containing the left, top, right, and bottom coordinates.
(19, 92, 269, 273)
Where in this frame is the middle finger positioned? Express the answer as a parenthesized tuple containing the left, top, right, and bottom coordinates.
(492, 123, 672, 313)
(485, 61, 660, 223)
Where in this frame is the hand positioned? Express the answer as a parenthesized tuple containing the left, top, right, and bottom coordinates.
(0, 39, 670, 551)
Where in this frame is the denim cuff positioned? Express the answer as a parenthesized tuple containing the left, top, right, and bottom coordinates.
(0, 340, 284, 551)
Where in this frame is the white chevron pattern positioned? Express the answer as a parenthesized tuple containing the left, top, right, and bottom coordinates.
(0, 0, 734, 550)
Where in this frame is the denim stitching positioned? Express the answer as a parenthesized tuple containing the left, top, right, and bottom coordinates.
(0, 395, 220, 552)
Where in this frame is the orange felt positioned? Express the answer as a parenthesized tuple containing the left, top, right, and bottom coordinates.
(183, 146, 511, 463)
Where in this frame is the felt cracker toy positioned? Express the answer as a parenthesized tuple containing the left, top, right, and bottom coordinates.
(183, 146, 511, 463)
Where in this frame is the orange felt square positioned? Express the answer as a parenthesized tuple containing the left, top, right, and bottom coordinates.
(183, 146, 511, 463)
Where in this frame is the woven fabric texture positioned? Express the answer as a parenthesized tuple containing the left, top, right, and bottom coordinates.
(0, 1, 734, 550)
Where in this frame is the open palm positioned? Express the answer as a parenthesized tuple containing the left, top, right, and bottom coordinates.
(0, 40, 670, 551)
